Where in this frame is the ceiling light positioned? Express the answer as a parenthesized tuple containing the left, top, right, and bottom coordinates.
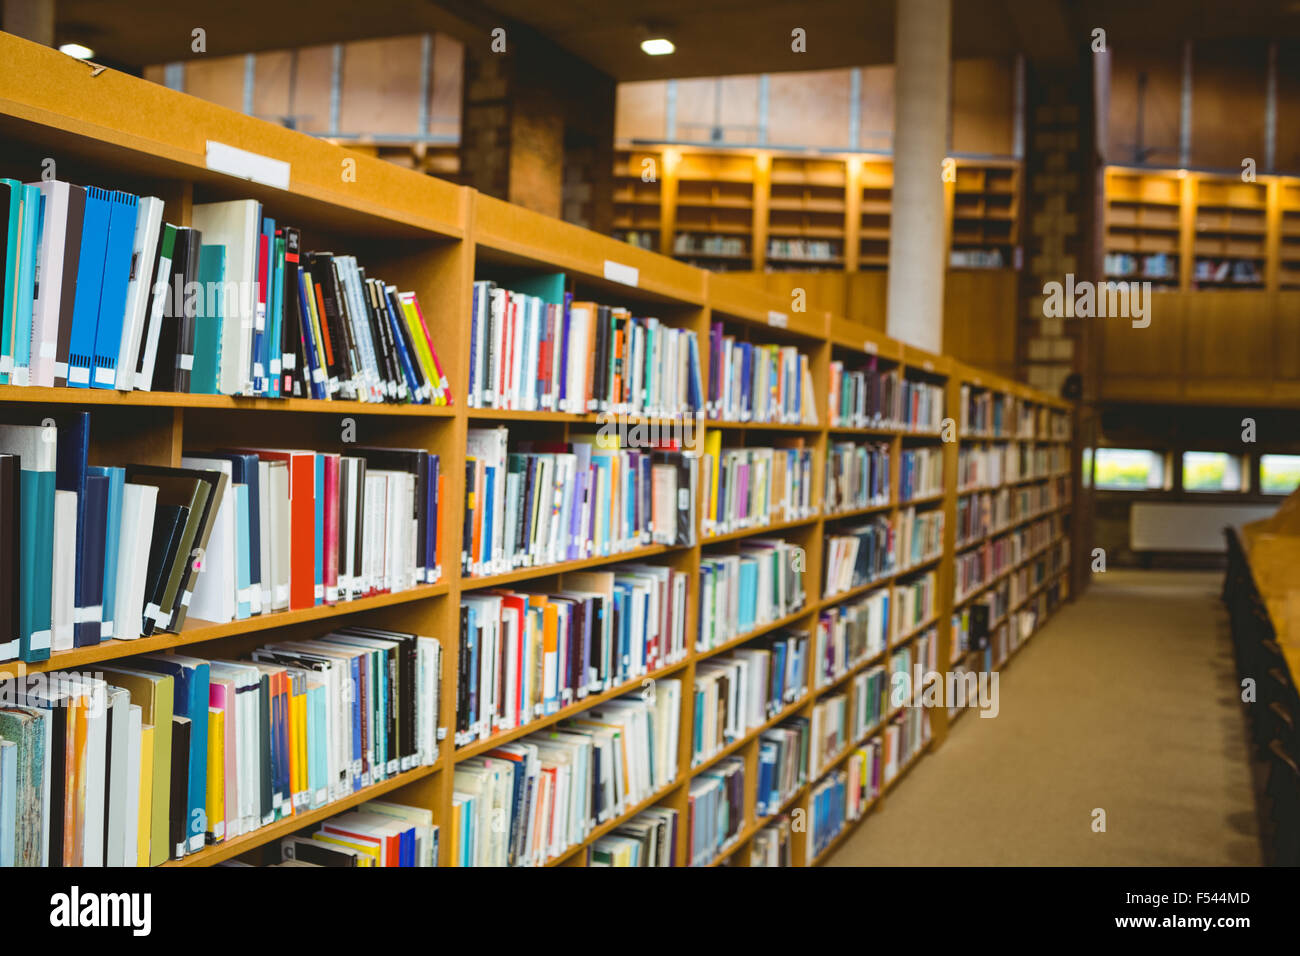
(59, 43, 95, 59)
(640, 37, 675, 56)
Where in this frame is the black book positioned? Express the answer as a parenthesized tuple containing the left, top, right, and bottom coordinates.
(0, 454, 18, 661)
(140, 504, 189, 638)
(161, 226, 201, 392)
(970, 603, 991, 651)
(327, 257, 366, 399)
(257, 672, 273, 824)
(281, 835, 362, 866)
(303, 253, 351, 395)
(457, 604, 470, 738)
(169, 715, 191, 860)
(463, 458, 477, 575)
(52, 185, 87, 389)
(592, 305, 609, 410)
(278, 227, 306, 398)
(383, 283, 429, 400)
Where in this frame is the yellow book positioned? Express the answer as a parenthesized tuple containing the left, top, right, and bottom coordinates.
(400, 296, 440, 402)
(100, 667, 173, 867)
(205, 708, 224, 843)
(137, 724, 154, 867)
(703, 429, 722, 528)
(290, 681, 305, 811)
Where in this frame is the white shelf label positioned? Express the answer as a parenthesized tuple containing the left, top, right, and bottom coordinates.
(603, 260, 640, 287)
(206, 140, 290, 191)
(863, 340, 878, 354)
(767, 310, 788, 328)
(922, 360, 935, 372)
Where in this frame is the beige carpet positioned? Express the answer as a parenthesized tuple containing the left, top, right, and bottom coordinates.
(826, 570, 1262, 866)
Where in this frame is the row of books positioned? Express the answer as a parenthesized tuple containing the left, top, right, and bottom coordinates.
(954, 534, 1015, 603)
(889, 629, 939, 697)
(0, 628, 442, 866)
(700, 436, 815, 535)
(694, 633, 808, 765)
(750, 814, 795, 866)
(275, 799, 438, 866)
(896, 505, 945, 571)
(827, 359, 944, 433)
(687, 755, 744, 865)
(813, 589, 889, 689)
(959, 388, 1041, 439)
(810, 693, 849, 775)
(823, 515, 895, 597)
(468, 280, 704, 418)
(705, 327, 817, 425)
(0, 183, 448, 402)
(894, 570, 938, 637)
(451, 685, 680, 865)
(883, 707, 930, 784)
(590, 806, 679, 866)
(756, 718, 809, 817)
(462, 427, 698, 577)
(456, 566, 688, 747)
(0, 414, 438, 663)
(957, 444, 1011, 491)
(698, 539, 806, 651)
(825, 441, 889, 513)
(899, 446, 943, 501)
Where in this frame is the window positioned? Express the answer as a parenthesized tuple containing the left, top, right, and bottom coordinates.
(1181, 451, 1243, 493)
(1260, 454, 1300, 496)
(1094, 448, 1165, 490)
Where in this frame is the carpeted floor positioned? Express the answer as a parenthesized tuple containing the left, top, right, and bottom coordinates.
(825, 570, 1263, 866)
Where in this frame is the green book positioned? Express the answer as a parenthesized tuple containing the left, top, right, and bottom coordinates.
(192, 244, 226, 394)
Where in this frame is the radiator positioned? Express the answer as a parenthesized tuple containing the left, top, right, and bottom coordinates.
(1130, 502, 1279, 552)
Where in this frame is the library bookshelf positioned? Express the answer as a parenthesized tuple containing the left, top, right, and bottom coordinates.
(613, 144, 1023, 275)
(0, 32, 1074, 868)
(1103, 164, 1300, 292)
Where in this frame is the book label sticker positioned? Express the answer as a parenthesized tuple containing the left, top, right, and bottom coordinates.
(603, 260, 640, 287)
(205, 141, 291, 191)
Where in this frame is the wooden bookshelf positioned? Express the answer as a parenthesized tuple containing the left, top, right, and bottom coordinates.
(0, 32, 1073, 870)
(1104, 164, 1300, 292)
(612, 145, 1023, 276)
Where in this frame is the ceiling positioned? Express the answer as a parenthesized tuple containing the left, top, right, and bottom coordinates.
(39, 0, 1300, 79)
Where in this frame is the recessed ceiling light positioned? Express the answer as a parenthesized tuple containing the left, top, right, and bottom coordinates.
(59, 43, 95, 59)
(640, 37, 675, 56)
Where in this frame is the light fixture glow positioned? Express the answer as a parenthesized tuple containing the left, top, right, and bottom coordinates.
(59, 43, 94, 59)
(640, 37, 675, 56)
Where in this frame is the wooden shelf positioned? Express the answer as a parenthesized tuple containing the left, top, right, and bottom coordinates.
(0, 35, 1075, 871)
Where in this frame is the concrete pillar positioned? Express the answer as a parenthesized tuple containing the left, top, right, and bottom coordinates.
(886, 0, 951, 353)
(4, 0, 55, 47)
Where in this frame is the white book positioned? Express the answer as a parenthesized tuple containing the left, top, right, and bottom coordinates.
(267, 461, 290, 611)
(103, 685, 130, 866)
(116, 196, 165, 389)
(113, 484, 157, 641)
(79, 676, 107, 867)
(255, 459, 270, 614)
(182, 456, 237, 624)
(29, 181, 79, 387)
(52, 491, 77, 652)
(190, 200, 260, 395)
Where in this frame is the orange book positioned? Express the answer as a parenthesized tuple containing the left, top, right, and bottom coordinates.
(65, 692, 87, 866)
(573, 302, 597, 411)
(471, 459, 485, 573)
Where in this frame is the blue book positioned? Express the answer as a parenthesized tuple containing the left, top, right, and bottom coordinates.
(0, 181, 21, 385)
(10, 184, 41, 385)
(347, 654, 363, 790)
(467, 605, 479, 731)
(266, 226, 283, 397)
(66, 186, 113, 388)
(136, 654, 209, 854)
(77, 474, 109, 647)
(233, 483, 251, 620)
(87, 466, 125, 641)
(252, 216, 275, 395)
(91, 190, 138, 388)
(307, 681, 326, 807)
(482, 464, 495, 573)
(425, 456, 439, 582)
(295, 267, 325, 400)
(314, 453, 324, 605)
